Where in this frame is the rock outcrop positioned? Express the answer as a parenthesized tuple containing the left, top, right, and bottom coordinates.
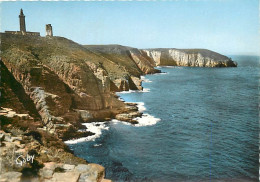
(0, 129, 109, 182)
(85, 45, 161, 91)
(142, 48, 237, 67)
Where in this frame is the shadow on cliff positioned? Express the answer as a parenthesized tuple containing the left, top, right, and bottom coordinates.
(0, 60, 41, 120)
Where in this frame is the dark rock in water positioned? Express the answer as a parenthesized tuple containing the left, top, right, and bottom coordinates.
(106, 160, 135, 182)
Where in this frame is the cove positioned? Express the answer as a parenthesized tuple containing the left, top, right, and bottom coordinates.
(69, 55, 259, 182)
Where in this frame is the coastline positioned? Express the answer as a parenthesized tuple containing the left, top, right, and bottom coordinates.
(0, 33, 238, 181)
(64, 73, 164, 145)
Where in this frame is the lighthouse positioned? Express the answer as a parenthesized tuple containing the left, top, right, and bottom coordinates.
(19, 9, 26, 33)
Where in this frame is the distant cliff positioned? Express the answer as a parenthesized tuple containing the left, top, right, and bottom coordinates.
(142, 48, 237, 67)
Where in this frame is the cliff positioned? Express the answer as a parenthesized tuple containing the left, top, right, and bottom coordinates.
(0, 33, 237, 181)
(142, 48, 237, 67)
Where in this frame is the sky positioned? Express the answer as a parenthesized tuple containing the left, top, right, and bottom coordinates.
(0, 0, 259, 56)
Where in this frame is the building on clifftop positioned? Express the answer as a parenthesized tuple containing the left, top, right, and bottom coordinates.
(46, 24, 53, 37)
(19, 9, 26, 32)
(5, 9, 40, 36)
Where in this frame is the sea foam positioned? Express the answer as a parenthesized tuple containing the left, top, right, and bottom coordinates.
(135, 113, 161, 127)
(66, 88, 159, 144)
(135, 102, 146, 112)
(141, 76, 152, 83)
(118, 88, 150, 94)
(117, 101, 160, 127)
(65, 122, 109, 144)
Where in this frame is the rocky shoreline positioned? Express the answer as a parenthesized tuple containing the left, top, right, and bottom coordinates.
(0, 33, 237, 181)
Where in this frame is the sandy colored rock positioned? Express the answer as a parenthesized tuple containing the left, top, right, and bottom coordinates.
(44, 162, 61, 171)
(143, 48, 237, 67)
(63, 164, 75, 171)
(39, 169, 54, 179)
(52, 171, 80, 182)
(0, 172, 22, 182)
(101, 179, 112, 182)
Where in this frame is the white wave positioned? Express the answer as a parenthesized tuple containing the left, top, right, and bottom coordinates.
(164, 66, 176, 68)
(64, 122, 109, 144)
(141, 76, 152, 83)
(160, 66, 183, 69)
(117, 88, 150, 94)
(93, 144, 102, 147)
(111, 119, 132, 125)
(116, 102, 160, 127)
(112, 114, 160, 127)
(124, 102, 146, 112)
(135, 113, 161, 127)
(118, 90, 136, 94)
(142, 88, 150, 92)
(135, 102, 146, 112)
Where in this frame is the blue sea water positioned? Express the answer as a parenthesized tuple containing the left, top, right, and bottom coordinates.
(69, 55, 259, 182)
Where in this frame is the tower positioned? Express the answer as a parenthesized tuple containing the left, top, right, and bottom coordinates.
(19, 9, 26, 32)
(46, 24, 53, 37)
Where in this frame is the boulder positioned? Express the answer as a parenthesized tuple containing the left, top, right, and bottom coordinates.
(76, 164, 105, 182)
(16, 114, 29, 120)
(0, 172, 22, 182)
(62, 164, 75, 171)
(5, 111, 16, 118)
(75, 164, 90, 172)
(44, 162, 61, 171)
(52, 171, 80, 182)
(75, 110, 93, 122)
(39, 169, 54, 179)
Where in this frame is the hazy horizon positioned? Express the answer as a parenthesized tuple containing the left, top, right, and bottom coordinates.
(1, 0, 259, 56)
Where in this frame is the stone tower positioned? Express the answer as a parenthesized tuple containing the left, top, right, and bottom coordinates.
(46, 24, 53, 37)
(19, 9, 26, 32)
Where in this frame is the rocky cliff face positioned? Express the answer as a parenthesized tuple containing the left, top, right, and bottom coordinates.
(142, 48, 237, 67)
(85, 45, 161, 91)
(0, 33, 237, 181)
(1, 33, 236, 133)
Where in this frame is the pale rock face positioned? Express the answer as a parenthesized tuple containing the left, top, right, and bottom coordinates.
(113, 78, 129, 91)
(0, 107, 31, 120)
(52, 171, 80, 182)
(142, 50, 161, 66)
(129, 50, 156, 74)
(131, 76, 143, 90)
(85, 61, 111, 93)
(75, 109, 93, 121)
(143, 49, 237, 67)
(30, 87, 63, 128)
(168, 50, 210, 67)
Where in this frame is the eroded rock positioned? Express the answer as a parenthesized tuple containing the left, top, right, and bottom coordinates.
(0, 172, 22, 182)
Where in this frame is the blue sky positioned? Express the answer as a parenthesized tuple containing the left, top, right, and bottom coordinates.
(1, 0, 259, 55)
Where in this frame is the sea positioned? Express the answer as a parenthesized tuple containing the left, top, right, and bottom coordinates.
(67, 55, 259, 182)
